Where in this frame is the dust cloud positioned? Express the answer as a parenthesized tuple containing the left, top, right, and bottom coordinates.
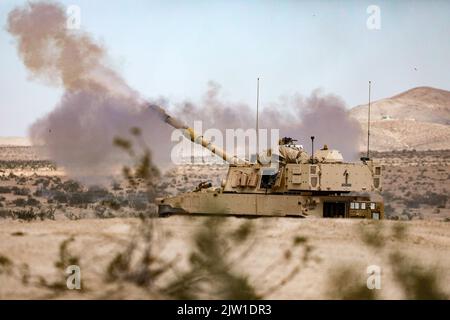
(7, 1, 172, 182)
(8, 1, 362, 183)
(174, 82, 362, 160)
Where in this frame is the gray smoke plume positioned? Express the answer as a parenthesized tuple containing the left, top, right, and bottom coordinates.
(8, 1, 361, 183)
(7, 1, 172, 181)
(174, 82, 362, 160)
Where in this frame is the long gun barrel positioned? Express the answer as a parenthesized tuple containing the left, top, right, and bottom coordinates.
(150, 105, 248, 165)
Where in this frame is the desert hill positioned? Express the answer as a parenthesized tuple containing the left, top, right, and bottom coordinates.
(350, 87, 450, 151)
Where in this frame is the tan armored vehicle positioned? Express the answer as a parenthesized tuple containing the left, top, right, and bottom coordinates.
(153, 106, 384, 219)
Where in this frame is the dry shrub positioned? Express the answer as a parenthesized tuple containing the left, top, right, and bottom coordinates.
(328, 222, 449, 299)
(161, 218, 260, 299)
(389, 252, 447, 300)
(327, 265, 377, 300)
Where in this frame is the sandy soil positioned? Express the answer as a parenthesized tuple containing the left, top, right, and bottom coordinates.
(0, 216, 449, 299)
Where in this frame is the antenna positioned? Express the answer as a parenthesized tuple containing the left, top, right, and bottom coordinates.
(310, 136, 315, 163)
(256, 77, 260, 162)
(367, 81, 371, 159)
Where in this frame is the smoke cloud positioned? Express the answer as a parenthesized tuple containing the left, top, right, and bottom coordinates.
(174, 81, 362, 160)
(8, 1, 362, 183)
(7, 1, 173, 181)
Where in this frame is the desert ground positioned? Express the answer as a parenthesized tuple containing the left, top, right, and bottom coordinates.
(0, 144, 449, 299)
(1, 217, 449, 299)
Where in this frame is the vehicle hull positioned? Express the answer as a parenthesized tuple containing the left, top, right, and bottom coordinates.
(157, 192, 384, 219)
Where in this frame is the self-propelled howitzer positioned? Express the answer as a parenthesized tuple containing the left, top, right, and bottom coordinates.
(153, 105, 384, 219)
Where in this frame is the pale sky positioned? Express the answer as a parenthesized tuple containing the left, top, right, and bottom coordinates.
(1, 0, 449, 136)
